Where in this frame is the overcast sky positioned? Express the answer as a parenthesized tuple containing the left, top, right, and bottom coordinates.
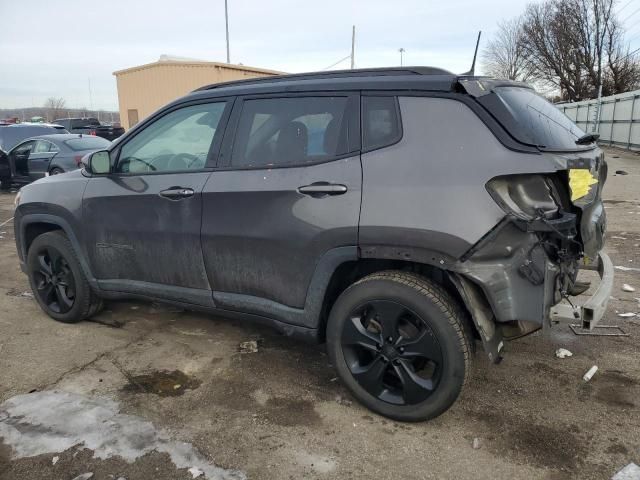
(1, 0, 537, 111)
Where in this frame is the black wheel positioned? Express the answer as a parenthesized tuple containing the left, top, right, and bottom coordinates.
(49, 167, 64, 175)
(27, 231, 101, 323)
(327, 271, 473, 422)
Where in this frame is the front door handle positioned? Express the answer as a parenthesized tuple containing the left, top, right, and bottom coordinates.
(298, 182, 348, 197)
(159, 187, 194, 200)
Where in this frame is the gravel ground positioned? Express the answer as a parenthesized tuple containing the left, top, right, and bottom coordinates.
(0, 147, 639, 480)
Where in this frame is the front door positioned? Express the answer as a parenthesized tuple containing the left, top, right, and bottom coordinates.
(8, 140, 35, 178)
(201, 94, 362, 312)
(82, 99, 232, 305)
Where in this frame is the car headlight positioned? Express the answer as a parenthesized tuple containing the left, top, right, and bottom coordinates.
(568, 169, 598, 203)
(486, 174, 560, 221)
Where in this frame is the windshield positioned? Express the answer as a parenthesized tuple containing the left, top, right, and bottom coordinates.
(64, 136, 111, 151)
(494, 86, 587, 150)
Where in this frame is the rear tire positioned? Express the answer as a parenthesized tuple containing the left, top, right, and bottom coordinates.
(49, 167, 64, 175)
(327, 270, 473, 422)
(26, 231, 101, 323)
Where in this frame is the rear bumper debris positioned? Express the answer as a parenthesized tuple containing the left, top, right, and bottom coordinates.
(549, 252, 614, 330)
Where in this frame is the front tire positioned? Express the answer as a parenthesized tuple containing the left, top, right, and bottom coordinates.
(327, 271, 473, 422)
(26, 231, 101, 323)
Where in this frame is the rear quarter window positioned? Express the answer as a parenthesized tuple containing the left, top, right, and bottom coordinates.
(362, 96, 402, 151)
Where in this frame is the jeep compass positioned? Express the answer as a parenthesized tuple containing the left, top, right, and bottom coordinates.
(13, 67, 611, 421)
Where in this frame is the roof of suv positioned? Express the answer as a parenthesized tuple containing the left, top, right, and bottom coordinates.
(190, 66, 462, 97)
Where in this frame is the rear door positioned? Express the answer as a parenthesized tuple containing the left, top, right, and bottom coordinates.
(82, 99, 233, 305)
(28, 140, 59, 179)
(201, 93, 361, 310)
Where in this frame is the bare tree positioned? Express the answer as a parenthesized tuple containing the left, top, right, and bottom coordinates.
(604, 19, 640, 94)
(43, 97, 66, 122)
(521, 0, 640, 101)
(481, 18, 533, 81)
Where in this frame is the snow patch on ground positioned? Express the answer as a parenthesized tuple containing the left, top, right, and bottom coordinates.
(0, 390, 244, 480)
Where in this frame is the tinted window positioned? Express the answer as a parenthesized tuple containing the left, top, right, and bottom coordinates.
(64, 137, 111, 151)
(494, 87, 586, 150)
(71, 120, 89, 129)
(12, 141, 35, 156)
(231, 97, 349, 168)
(362, 96, 401, 151)
(116, 102, 226, 173)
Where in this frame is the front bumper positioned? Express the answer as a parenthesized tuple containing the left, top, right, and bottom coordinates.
(549, 252, 614, 329)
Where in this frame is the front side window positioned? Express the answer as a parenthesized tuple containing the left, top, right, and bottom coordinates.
(231, 96, 349, 168)
(116, 102, 227, 173)
(12, 140, 35, 157)
(362, 96, 401, 151)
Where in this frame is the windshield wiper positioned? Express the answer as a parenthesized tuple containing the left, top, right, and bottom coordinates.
(575, 133, 599, 145)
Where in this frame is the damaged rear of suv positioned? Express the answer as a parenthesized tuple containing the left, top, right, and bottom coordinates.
(445, 80, 611, 361)
(14, 68, 611, 422)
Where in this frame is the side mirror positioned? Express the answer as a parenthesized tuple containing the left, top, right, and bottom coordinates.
(84, 150, 111, 174)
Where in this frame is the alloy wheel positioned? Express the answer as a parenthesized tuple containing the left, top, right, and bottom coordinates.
(32, 246, 76, 314)
(341, 300, 443, 405)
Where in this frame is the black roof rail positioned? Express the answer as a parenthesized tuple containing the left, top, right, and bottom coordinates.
(193, 66, 453, 92)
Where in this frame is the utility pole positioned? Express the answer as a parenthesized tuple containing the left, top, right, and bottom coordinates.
(399, 48, 405, 66)
(594, 54, 603, 133)
(594, 84, 603, 133)
(350, 25, 356, 69)
(88, 78, 94, 112)
(225, 0, 230, 63)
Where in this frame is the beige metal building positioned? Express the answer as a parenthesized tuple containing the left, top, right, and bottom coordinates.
(113, 56, 281, 130)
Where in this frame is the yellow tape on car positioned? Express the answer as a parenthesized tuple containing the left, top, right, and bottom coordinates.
(569, 169, 598, 202)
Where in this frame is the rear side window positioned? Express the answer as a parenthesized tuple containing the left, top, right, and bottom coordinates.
(494, 87, 585, 150)
(71, 120, 87, 129)
(33, 140, 54, 153)
(230, 96, 350, 168)
(362, 96, 401, 151)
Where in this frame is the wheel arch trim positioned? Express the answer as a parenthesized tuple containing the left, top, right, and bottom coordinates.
(18, 213, 98, 288)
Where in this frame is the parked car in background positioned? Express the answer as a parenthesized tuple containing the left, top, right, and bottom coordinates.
(1, 134, 110, 188)
(53, 117, 124, 141)
(0, 148, 9, 189)
(0, 123, 68, 151)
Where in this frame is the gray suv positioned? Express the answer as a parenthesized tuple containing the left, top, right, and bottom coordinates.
(13, 68, 611, 421)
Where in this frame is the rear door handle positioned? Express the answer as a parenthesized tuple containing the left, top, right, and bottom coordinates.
(159, 187, 194, 200)
(298, 182, 348, 197)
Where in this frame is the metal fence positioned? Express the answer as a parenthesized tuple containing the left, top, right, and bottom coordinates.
(557, 89, 640, 150)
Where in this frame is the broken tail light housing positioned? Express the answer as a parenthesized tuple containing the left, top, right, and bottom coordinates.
(486, 174, 560, 221)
